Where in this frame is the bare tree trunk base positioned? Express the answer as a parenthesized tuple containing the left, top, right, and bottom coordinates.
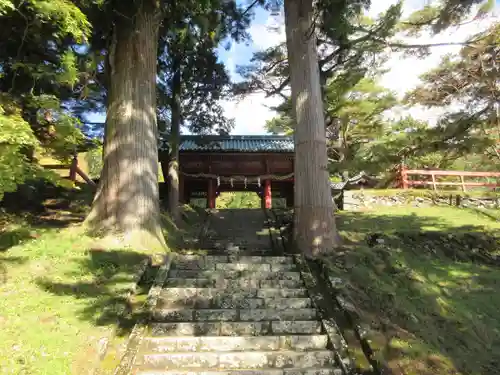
(83, 2, 166, 254)
(285, 0, 341, 257)
(294, 206, 342, 258)
(84, 217, 168, 254)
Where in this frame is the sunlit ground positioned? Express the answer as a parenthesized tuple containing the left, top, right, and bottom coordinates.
(330, 205, 500, 375)
(0, 199, 205, 375)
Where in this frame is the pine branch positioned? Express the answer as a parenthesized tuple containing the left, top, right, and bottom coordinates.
(241, 0, 261, 17)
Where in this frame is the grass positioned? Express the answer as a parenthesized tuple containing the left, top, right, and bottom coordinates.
(0, 185, 205, 375)
(216, 192, 261, 209)
(327, 205, 500, 375)
(337, 205, 500, 237)
(355, 188, 499, 199)
(0, 224, 145, 375)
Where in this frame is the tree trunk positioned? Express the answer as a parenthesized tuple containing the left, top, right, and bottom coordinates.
(284, 0, 341, 257)
(168, 54, 181, 222)
(85, 2, 167, 252)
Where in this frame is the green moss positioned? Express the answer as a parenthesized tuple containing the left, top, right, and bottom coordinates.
(0, 194, 207, 374)
(330, 206, 500, 374)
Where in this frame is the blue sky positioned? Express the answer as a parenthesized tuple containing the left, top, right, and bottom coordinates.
(216, 3, 271, 83)
(87, 0, 499, 135)
(86, 2, 275, 131)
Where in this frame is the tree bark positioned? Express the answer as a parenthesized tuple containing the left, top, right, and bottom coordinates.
(284, 0, 341, 256)
(168, 54, 181, 222)
(85, 2, 167, 252)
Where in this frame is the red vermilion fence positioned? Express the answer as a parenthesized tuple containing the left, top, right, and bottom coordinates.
(400, 166, 500, 192)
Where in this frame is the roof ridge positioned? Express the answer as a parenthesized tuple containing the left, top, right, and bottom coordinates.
(173, 134, 294, 153)
(179, 134, 292, 138)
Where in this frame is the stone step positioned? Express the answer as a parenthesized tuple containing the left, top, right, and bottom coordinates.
(141, 335, 328, 352)
(157, 295, 312, 309)
(200, 249, 280, 257)
(160, 288, 309, 300)
(149, 321, 322, 337)
(175, 255, 293, 264)
(217, 263, 295, 272)
(172, 262, 295, 272)
(165, 279, 303, 289)
(152, 308, 318, 322)
(134, 350, 336, 370)
(136, 368, 343, 375)
(168, 270, 301, 281)
(136, 369, 342, 375)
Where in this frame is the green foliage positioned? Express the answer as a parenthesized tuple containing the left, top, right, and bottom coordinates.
(26, 0, 91, 41)
(235, 1, 401, 100)
(262, 3, 498, 182)
(0, 105, 38, 147)
(405, 22, 500, 168)
(59, 50, 79, 87)
(0, 0, 13, 14)
(84, 146, 103, 179)
(216, 192, 261, 209)
(266, 76, 399, 176)
(0, 105, 37, 199)
(400, 0, 494, 35)
(325, 77, 397, 171)
(0, 100, 67, 200)
(157, 0, 250, 137)
(0, 0, 94, 197)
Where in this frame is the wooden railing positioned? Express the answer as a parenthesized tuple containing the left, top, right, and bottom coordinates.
(400, 166, 500, 192)
(42, 155, 96, 186)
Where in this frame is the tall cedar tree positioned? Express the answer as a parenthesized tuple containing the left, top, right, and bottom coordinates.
(157, 1, 246, 221)
(83, 0, 251, 251)
(255, 0, 494, 255)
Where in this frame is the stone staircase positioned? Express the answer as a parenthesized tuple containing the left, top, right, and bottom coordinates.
(200, 209, 274, 255)
(127, 254, 349, 375)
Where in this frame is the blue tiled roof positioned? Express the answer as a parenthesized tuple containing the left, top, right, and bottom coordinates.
(169, 135, 294, 153)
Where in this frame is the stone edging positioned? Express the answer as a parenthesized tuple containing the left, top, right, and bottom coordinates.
(293, 254, 353, 375)
(262, 209, 284, 255)
(114, 254, 174, 375)
(90, 255, 153, 375)
(317, 260, 385, 375)
(197, 209, 214, 248)
(270, 209, 384, 374)
(198, 209, 212, 240)
(349, 191, 499, 210)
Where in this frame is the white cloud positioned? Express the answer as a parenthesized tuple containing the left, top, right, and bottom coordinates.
(225, 43, 237, 78)
(380, 10, 497, 124)
(220, 15, 286, 135)
(381, 18, 496, 97)
(223, 0, 498, 134)
(248, 18, 286, 50)
(221, 93, 282, 135)
(367, 0, 423, 18)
